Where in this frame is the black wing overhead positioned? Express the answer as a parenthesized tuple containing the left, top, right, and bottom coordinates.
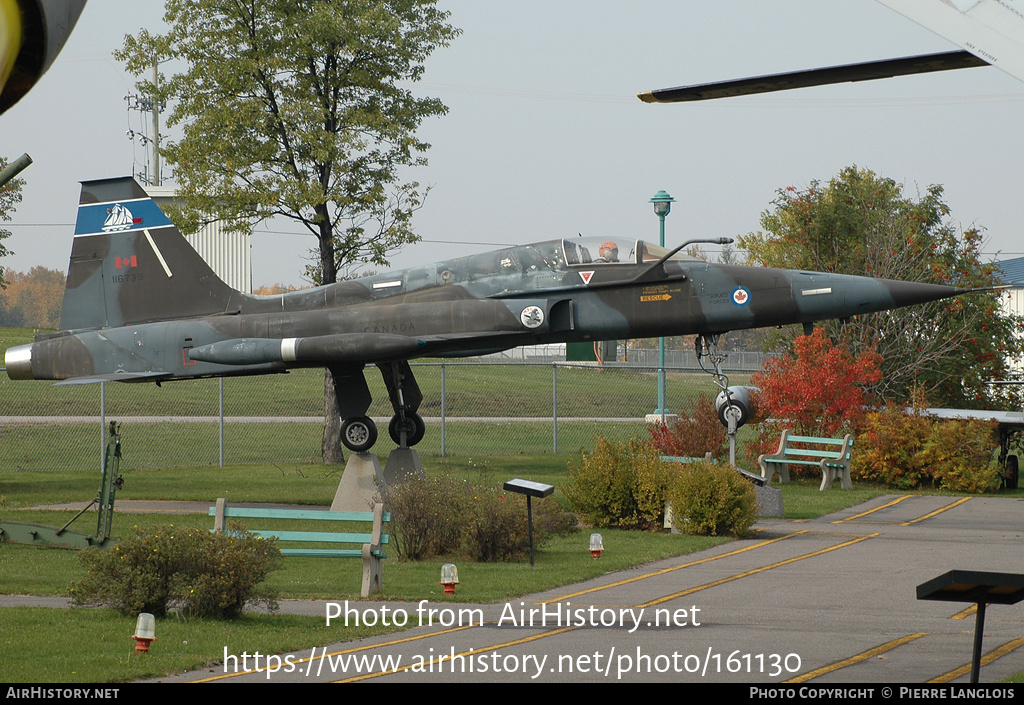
(637, 50, 988, 103)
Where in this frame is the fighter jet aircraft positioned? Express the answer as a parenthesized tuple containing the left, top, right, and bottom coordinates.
(4, 177, 975, 452)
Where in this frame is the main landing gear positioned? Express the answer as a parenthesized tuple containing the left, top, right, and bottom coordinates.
(341, 416, 378, 453)
(329, 361, 425, 453)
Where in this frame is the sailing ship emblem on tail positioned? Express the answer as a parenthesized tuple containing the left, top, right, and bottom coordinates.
(102, 203, 138, 232)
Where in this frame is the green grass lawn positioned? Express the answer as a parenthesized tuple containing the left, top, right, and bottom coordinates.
(0, 607, 404, 683)
(1, 323, 751, 470)
(0, 352, 749, 419)
(0, 454, 730, 682)
(5, 331, 1021, 683)
(0, 451, 858, 683)
(3, 452, 1020, 683)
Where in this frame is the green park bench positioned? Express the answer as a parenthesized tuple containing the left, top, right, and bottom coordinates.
(210, 498, 390, 597)
(757, 431, 854, 491)
(660, 452, 716, 464)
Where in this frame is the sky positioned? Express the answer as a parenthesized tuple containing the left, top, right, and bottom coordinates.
(2, 0, 1023, 288)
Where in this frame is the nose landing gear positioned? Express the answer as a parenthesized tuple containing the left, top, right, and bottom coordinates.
(389, 411, 425, 447)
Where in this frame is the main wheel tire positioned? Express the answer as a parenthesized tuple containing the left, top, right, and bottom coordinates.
(389, 412, 425, 447)
(341, 416, 377, 453)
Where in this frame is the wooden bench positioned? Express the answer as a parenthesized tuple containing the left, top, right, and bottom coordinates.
(211, 498, 390, 597)
(757, 432, 854, 491)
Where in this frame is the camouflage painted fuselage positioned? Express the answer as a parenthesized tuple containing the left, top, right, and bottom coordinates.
(5, 177, 963, 384)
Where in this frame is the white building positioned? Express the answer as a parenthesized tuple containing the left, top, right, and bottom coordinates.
(144, 186, 252, 294)
(996, 256, 1024, 376)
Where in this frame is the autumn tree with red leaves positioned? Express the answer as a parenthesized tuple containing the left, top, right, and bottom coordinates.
(648, 391, 728, 461)
(751, 327, 882, 439)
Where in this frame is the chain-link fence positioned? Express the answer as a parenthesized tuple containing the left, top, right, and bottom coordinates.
(1, 356, 767, 471)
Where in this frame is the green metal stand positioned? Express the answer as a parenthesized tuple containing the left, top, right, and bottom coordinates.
(0, 422, 123, 550)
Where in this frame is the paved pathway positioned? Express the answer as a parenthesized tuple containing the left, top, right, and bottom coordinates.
(134, 494, 1024, 684)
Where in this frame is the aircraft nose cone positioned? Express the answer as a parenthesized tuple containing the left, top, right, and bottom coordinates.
(880, 279, 965, 308)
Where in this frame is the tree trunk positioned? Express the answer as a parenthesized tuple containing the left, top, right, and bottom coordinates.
(318, 214, 344, 464)
(322, 366, 345, 465)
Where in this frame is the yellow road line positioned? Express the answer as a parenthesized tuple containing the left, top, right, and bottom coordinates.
(198, 531, 876, 683)
(951, 604, 977, 620)
(832, 494, 915, 523)
(639, 534, 879, 608)
(343, 533, 878, 682)
(901, 497, 971, 526)
(784, 633, 928, 683)
(928, 636, 1024, 683)
(548, 531, 807, 602)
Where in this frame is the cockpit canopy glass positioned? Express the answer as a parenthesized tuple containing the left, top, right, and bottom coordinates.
(561, 237, 699, 266)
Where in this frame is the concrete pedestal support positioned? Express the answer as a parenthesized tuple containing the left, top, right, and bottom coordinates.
(330, 452, 385, 512)
(383, 447, 425, 486)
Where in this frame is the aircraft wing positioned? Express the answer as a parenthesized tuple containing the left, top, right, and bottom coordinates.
(875, 0, 1024, 85)
(53, 371, 172, 386)
(924, 407, 1024, 425)
(637, 50, 987, 103)
(638, 0, 1024, 104)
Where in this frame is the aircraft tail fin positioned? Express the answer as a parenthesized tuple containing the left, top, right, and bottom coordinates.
(59, 177, 243, 331)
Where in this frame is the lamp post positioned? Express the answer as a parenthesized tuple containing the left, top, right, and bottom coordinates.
(650, 190, 675, 419)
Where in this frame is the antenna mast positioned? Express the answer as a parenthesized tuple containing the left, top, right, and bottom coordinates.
(125, 57, 166, 187)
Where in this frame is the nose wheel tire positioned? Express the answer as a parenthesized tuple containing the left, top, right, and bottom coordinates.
(389, 412, 425, 447)
(341, 416, 378, 453)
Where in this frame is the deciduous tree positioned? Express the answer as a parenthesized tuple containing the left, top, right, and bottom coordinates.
(744, 328, 881, 474)
(0, 155, 24, 289)
(0, 267, 65, 328)
(118, 0, 459, 461)
(751, 327, 881, 438)
(741, 166, 1020, 409)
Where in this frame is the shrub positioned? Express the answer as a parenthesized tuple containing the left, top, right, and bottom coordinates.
(853, 403, 930, 488)
(751, 327, 881, 437)
(745, 330, 878, 477)
(466, 489, 576, 561)
(380, 475, 577, 562)
(920, 418, 1000, 493)
(174, 528, 283, 619)
(380, 475, 473, 560)
(463, 489, 531, 562)
(664, 461, 757, 537)
(853, 405, 1000, 492)
(563, 436, 671, 531)
(69, 525, 281, 618)
(648, 391, 728, 461)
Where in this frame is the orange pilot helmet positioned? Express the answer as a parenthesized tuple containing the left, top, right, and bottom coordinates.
(598, 241, 619, 262)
